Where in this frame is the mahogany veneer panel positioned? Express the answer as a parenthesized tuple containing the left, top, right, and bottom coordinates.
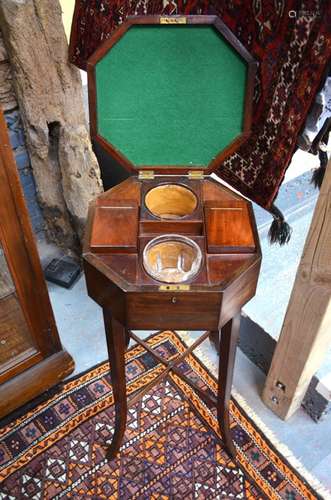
(126, 291, 221, 330)
(100, 254, 138, 284)
(202, 178, 241, 203)
(96, 177, 141, 205)
(207, 254, 256, 286)
(139, 219, 203, 236)
(90, 202, 138, 253)
(220, 258, 261, 327)
(205, 200, 256, 253)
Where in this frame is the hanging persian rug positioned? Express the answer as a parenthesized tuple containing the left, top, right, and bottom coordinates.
(69, 1, 331, 242)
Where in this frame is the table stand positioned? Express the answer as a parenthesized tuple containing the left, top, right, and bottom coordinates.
(103, 309, 241, 461)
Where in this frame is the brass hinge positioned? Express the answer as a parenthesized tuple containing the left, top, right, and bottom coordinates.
(160, 16, 187, 24)
(188, 170, 204, 180)
(138, 170, 155, 180)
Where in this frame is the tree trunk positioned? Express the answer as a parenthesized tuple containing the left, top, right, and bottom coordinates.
(0, 31, 17, 111)
(0, 0, 102, 253)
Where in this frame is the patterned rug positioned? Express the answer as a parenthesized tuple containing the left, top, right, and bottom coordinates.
(0, 331, 325, 499)
(69, 1, 331, 210)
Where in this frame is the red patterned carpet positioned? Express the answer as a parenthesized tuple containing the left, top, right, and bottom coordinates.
(0, 331, 323, 499)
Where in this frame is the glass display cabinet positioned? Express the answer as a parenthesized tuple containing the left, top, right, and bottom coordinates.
(0, 108, 74, 418)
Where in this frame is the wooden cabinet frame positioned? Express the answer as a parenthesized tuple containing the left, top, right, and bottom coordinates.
(0, 108, 74, 417)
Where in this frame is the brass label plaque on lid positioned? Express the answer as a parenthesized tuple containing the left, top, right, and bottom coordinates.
(160, 17, 187, 24)
(159, 285, 190, 291)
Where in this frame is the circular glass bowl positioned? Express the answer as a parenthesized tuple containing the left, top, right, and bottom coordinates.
(143, 235, 202, 284)
(145, 184, 197, 219)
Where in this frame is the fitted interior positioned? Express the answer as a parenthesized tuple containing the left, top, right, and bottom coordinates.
(95, 25, 247, 168)
(143, 236, 202, 283)
(145, 184, 197, 219)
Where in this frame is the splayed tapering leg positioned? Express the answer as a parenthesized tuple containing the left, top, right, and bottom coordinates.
(103, 310, 127, 460)
(217, 314, 241, 459)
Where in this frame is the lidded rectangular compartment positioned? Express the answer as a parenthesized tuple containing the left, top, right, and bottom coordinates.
(90, 200, 139, 253)
(205, 200, 256, 253)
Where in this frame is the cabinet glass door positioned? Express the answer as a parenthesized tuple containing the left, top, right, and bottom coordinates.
(0, 242, 36, 376)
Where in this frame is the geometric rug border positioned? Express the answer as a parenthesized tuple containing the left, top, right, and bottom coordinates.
(0, 330, 327, 499)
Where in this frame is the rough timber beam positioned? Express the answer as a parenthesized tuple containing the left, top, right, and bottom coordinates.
(262, 159, 331, 420)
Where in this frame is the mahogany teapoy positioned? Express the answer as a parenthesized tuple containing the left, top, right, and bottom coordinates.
(84, 15, 261, 460)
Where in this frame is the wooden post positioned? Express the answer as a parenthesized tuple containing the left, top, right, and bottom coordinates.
(262, 159, 331, 420)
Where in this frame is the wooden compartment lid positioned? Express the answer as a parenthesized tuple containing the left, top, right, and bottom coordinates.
(205, 200, 256, 253)
(87, 15, 257, 177)
(90, 200, 139, 254)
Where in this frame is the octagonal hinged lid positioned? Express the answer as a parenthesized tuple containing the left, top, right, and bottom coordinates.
(87, 15, 257, 176)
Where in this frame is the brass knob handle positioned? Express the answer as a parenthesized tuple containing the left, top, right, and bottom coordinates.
(171, 297, 177, 304)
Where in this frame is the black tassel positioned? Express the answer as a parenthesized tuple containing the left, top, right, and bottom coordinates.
(311, 149, 328, 190)
(268, 204, 292, 245)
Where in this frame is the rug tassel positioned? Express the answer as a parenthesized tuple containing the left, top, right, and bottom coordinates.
(268, 204, 292, 245)
(311, 149, 328, 189)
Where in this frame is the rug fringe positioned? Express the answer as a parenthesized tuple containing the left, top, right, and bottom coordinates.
(178, 331, 331, 500)
(232, 391, 331, 500)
